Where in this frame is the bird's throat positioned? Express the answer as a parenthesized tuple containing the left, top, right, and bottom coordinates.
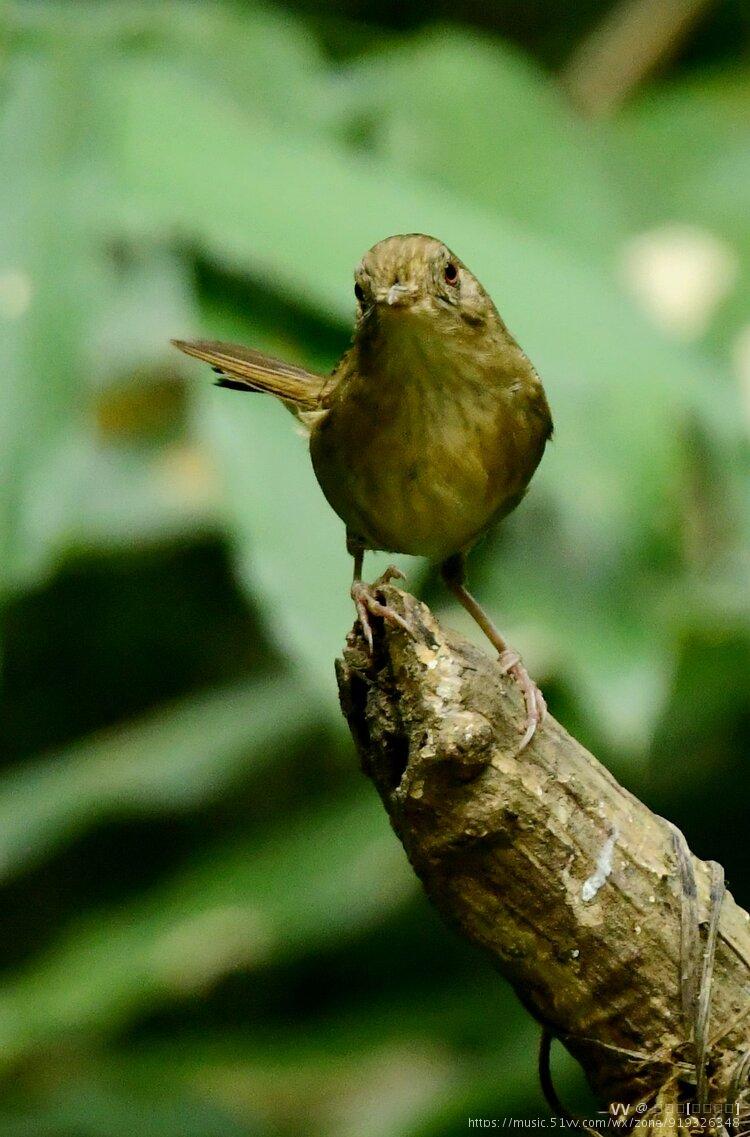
(357, 311, 491, 409)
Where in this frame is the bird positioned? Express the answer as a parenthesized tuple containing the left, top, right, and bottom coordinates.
(172, 233, 553, 748)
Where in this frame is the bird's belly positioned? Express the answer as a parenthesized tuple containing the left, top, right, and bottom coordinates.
(311, 394, 511, 559)
(360, 467, 490, 557)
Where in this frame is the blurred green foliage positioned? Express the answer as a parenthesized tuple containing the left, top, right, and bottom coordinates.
(0, 1, 748, 1134)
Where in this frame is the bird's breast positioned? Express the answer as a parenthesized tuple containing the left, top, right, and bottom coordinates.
(310, 329, 545, 559)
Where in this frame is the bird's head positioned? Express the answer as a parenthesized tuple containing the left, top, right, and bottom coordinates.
(353, 234, 496, 335)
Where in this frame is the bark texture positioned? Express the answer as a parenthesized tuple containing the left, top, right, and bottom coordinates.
(336, 586, 750, 1115)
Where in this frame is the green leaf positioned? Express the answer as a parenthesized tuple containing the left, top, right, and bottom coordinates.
(195, 360, 361, 689)
(0, 52, 99, 596)
(0, 674, 321, 881)
(609, 71, 750, 244)
(335, 28, 626, 261)
(2, 0, 329, 134)
(0, 794, 413, 1067)
(434, 523, 675, 761)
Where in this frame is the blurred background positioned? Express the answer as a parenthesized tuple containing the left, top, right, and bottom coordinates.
(0, 0, 748, 1133)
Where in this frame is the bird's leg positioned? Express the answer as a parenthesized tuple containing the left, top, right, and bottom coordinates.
(440, 553, 545, 750)
(348, 536, 411, 652)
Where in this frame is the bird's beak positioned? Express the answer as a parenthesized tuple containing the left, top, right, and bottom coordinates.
(382, 282, 418, 308)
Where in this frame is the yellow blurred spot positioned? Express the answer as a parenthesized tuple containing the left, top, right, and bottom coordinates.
(0, 269, 33, 320)
(620, 224, 739, 339)
(95, 375, 185, 441)
(154, 443, 220, 507)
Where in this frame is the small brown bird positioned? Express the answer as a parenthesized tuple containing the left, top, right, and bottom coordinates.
(173, 234, 552, 747)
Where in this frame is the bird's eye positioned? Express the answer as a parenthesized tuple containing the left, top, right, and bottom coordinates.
(354, 282, 365, 303)
(444, 262, 458, 285)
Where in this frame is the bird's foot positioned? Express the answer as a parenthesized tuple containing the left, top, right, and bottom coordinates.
(497, 650, 546, 751)
(351, 566, 411, 653)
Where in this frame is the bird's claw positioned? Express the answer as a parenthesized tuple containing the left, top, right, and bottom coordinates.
(351, 570, 412, 653)
(497, 649, 546, 751)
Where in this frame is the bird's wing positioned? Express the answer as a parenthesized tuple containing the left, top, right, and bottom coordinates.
(171, 339, 327, 411)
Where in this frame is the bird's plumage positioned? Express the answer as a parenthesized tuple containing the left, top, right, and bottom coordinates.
(170, 338, 326, 410)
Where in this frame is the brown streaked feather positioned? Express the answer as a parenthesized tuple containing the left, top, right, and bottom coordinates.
(171, 339, 325, 410)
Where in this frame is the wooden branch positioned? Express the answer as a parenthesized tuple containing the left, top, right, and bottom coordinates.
(335, 586, 750, 1115)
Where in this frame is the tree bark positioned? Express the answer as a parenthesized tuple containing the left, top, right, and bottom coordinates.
(335, 585, 750, 1118)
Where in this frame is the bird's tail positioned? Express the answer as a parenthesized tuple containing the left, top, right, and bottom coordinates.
(171, 339, 325, 411)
